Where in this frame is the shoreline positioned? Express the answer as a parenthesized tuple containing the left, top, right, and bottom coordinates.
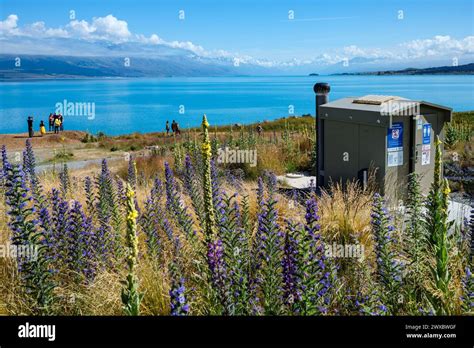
(2, 110, 472, 147)
(2, 109, 473, 138)
(0, 114, 316, 143)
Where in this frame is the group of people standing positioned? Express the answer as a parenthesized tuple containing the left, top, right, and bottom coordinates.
(26, 113, 64, 138)
(162, 119, 264, 138)
(165, 120, 181, 136)
(48, 113, 64, 134)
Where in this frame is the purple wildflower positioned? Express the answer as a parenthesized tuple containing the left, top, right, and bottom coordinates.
(127, 157, 137, 187)
(59, 163, 70, 197)
(256, 172, 284, 315)
(4, 163, 54, 313)
(169, 236, 189, 316)
(23, 139, 36, 180)
(169, 277, 190, 316)
(183, 154, 205, 225)
(282, 220, 300, 309)
(371, 193, 403, 314)
(84, 176, 95, 213)
(207, 238, 227, 286)
(164, 162, 197, 243)
(49, 188, 69, 264)
(66, 200, 97, 282)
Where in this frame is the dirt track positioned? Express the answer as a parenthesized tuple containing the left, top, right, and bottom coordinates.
(0, 131, 86, 151)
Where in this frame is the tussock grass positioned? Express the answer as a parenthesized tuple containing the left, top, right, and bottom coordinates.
(318, 180, 374, 249)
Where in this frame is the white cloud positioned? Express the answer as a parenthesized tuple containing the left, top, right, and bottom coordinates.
(167, 40, 206, 55)
(136, 33, 161, 44)
(341, 45, 391, 59)
(89, 15, 131, 41)
(0, 13, 218, 56)
(66, 15, 131, 42)
(67, 19, 95, 38)
(148, 34, 161, 45)
(401, 35, 474, 58)
(288, 35, 474, 67)
(1, 14, 133, 43)
(23, 21, 69, 38)
(0, 14, 19, 34)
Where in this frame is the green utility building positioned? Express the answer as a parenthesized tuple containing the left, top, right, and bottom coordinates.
(314, 83, 452, 202)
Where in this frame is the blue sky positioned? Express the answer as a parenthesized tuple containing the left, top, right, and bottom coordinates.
(1, 0, 473, 71)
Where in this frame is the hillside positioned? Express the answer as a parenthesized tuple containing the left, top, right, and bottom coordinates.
(0, 54, 270, 80)
(333, 63, 474, 75)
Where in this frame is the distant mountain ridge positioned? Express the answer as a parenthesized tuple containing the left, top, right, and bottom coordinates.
(0, 54, 271, 80)
(2, 54, 473, 80)
(331, 63, 474, 75)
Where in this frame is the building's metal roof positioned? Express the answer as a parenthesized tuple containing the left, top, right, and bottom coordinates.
(418, 100, 453, 112)
(320, 96, 452, 113)
(353, 95, 401, 105)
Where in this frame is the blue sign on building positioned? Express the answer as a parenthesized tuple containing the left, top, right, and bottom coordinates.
(387, 122, 403, 149)
(423, 124, 431, 145)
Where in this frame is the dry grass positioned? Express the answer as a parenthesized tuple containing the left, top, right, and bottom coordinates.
(138, 259, 170, 315)
(318, 180, 374, 251)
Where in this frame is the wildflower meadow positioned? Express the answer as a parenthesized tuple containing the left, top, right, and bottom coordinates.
(0, 116, 472, 316)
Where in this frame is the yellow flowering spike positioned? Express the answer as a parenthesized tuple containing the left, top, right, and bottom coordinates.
(125, 183, 138, 266)
(202, 114, 209, 129)
(122, 182, 141, 315)
(201, 142, 212, 157)
(133, 161, 138, 183)
(201, 114, 216, 244)
(442, 179, 451, 197)
(127, 210, 139, 220)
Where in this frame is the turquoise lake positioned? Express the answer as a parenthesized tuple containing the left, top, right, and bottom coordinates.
(1, 75, 473, 135)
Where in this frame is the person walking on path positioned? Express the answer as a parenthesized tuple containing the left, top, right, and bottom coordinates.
(27, 116, 34, 138)
(166, 120, 170, 136)
(48, 113, 54, 132)
(256, 124, 263, 137)
(39, 120, 46, 136)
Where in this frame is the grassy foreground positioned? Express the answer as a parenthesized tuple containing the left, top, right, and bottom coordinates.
(0, 114, 472, 316)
